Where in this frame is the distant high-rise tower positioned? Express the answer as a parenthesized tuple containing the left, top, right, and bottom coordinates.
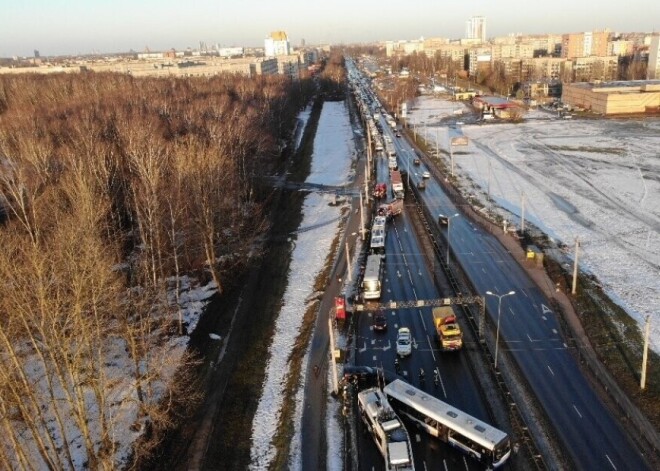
(465, 16, 486, 43)
(648, 35, 660, 80)
(264, 31, 291, 57)
(34, 49, 40, 58)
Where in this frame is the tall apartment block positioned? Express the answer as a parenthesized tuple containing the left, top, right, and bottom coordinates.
(264, 31, 291, 57)
(648, 35, 660, 79)
(465, 16, 486, 43)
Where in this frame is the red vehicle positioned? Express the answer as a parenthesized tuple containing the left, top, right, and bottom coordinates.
(335, 296, 346, 320)
(373, 183, 387, 199)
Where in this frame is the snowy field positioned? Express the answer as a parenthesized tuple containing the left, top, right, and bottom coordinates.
(249, 101, 354, 469)
(407, 95, 660, 352)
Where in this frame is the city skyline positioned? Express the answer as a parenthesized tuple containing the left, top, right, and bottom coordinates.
(1, 0, 659, 57)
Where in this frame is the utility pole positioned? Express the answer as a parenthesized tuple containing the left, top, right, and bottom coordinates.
(364, 162, 369, 200)
(572, 237, 580, 294)
(450, 143, 454, 177)
(359, 191, 365, 241)
(487, 158, 492, 210)
(328, 316, 339, 395)
(521, 192, 526, 234)
(641, 315, 650, 389)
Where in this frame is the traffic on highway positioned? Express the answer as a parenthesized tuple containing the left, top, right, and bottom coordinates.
(341, 57, 650, 471)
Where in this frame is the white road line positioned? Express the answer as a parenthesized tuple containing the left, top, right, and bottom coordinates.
(552, 329, 558, 334)
(542, 315, 547, 321)
(509, 307, 515, 316)
(563, 343, 568, 348)
(419, 310, 427, 331)
(527, 333, 533, 342)
(605, 454, 617, 470)
(436, 367, 447, 398)
(573, 404, 583, 418)
(547, 365, 555, 376)
(427, 335, 436, 361)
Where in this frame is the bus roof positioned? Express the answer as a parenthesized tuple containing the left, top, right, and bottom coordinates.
(384, 379, 508, 450)
(363, 254, 383, 281)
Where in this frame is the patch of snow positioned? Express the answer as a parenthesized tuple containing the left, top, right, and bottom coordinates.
(249, 101, 355, 468)
(408, 95, 660, 352)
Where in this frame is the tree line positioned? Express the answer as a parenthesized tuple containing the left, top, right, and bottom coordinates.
(0, 69, 316, 469)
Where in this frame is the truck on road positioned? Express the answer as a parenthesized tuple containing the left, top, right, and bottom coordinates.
(377, 199, 403, 219)
(390, 170, 404, 199)
(432, 306, 463, 351)
(373, 183, 387, 199)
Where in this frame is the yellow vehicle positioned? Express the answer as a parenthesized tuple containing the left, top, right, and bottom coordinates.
(432, 306, 463, 351)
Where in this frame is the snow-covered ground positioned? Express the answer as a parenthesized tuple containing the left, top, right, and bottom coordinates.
(249, 101, 355, 469)
(407, 95, 660, 352)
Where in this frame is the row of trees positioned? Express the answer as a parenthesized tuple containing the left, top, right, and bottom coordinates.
(0, 70, 314, 469)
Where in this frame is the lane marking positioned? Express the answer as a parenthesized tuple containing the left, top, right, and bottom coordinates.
(436, 367, 447, 398)
(427, 335, 436, 362)
(605, 454, 617, 470)
(573, 404, 582, 418)
(547, 365, 555, 376)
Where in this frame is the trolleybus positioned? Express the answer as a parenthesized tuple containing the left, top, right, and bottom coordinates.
(362, 254, 384, 300)
(384, 379, 511, 468)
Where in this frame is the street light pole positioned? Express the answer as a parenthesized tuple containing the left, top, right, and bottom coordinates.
(439, 213, 459, 266)
(486, 290, 516, 369)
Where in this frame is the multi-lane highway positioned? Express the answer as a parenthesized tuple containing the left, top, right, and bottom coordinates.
(348, 58, 650, 470)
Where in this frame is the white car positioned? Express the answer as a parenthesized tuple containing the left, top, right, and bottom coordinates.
(396, 327, 412, 357)
(422, 171, 430, 179)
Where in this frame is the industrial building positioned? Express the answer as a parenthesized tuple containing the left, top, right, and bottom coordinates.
(561, 80, 660, 115)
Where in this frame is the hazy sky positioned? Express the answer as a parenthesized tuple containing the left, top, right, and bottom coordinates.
(1, 0, 658, 57)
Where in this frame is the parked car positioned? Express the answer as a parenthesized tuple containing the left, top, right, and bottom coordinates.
(396, 327, 412, 357)
(373, 310, 387, 331)
(422, 171, 430, 179)
(417, 180, 426, 190)
(413, 158, 421, 166)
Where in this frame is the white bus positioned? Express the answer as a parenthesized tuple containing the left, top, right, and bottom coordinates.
(384, 379, 511, 468)
(357, 387, 415, 471)
(362, 254, 384, 300)
(370, 216, 387, 254)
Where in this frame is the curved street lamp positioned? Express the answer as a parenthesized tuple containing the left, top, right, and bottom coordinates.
(486, 290, 516, 369)
(439, 213, 459, 266)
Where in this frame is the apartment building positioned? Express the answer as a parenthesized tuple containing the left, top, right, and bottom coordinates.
(264, 31, 291, 57)
(521, 57, 567, 81)
(569, 56, 618, 81)
(385, 39, 424, 57)
(465, 16, 486, 43)
(648, 35, 660, 79)
(561, 30, 610, 59)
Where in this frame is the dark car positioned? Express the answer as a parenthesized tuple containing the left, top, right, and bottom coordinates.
(342, 365, 379, 388)
(413, 158, 421, 166)
(373, 310, 387, 331)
